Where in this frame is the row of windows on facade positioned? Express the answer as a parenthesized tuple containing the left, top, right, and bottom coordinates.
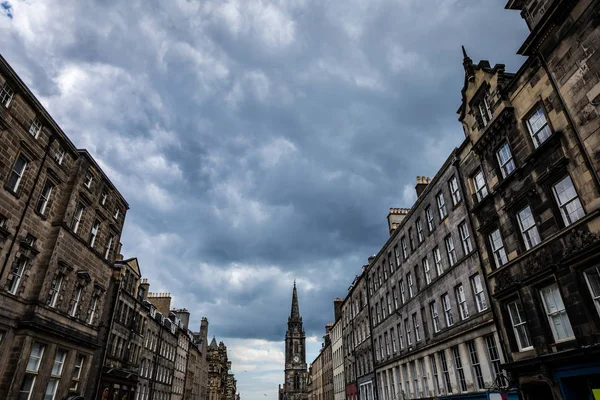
(139, 359, 173, 386)
(14, 340, 86, 400)
(504, 269, 600, 353)
(344, 318, 370, 358)
(108, 333, 142, 367)
(116, 299, 145, 334)
(7, 260, 101, 324)
(143, 330, 177, 363)
(355, 351, 373, 379)
(370, 226, 477, 329)
(373, 274, 487, 361)
(375, 335, 501, 400)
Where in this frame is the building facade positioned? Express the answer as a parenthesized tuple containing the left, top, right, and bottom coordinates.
(283, 282, 308, 400)
(0, 54, 129, 400)
(331, 300, 345, 400)
(322, 327, 333, 400)
(207, 337, 235, 400)
(456, 1, 600, 398)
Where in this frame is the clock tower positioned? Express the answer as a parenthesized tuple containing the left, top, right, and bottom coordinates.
(283, 281, 308, 400)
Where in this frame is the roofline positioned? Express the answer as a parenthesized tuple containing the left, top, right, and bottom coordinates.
(78, 149, 129, 209)
(505, 0, 524, 10)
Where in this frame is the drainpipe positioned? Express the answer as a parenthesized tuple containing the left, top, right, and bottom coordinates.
(537, 53, 600, 193)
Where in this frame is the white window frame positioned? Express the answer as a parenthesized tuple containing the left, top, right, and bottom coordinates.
(584, 266, 600, 317)
(437, 192, 447, 220)
(401, 237, 408, 260)
(497, 143, 516, 178)
(416, 218, 424, 243)
(445, 235, 457, 266)
(489, 229, 508, 267)
(471, 274, 488, 312)
(426, 206, 434, 232)
(413, 313, 421, 341)
(394, 245, 401, 267)
(405, 319, 412, 347)
(400, 280, 406, 304)
(430, 301, 440, 333)
(20, 343, 45, 400)
(7, 155, 28, 193)
(478, 94, 493, 126)
(87, 295, 98, 324)
(8, 257, 27, 294)
(105, 234, 114, 259)
(442, 294, 453, 327)
(449, 175, 461, 206)
(459, 222, 473, 255)
(434, 247, 443, 276)
(473, 169, 488, 201)
(507, 300, 533, 351)
(29, 118, 42, 138)
(54, 146, 65, 165)
(517, 205, 541, 250)
(0, 82, 14, 108)
(553, 175, 584, 226)
(49, 273, 63, 308)
(526, 106, 552, 147)
(72, 203, 84, 234)
(69, 286, 82, 317)
(84, 173, 93, 188)
(540, 283, 574, 342)
(36, 180, 54, 215)
(455, 285, 469, 320)
(89, 220, 100, 248)
(407, 273, 414, 298)
(423, 257, 431, 285)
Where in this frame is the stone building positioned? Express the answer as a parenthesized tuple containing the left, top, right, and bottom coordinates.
(322, 326, 333, 400)
(342, 269, 374, 400)
(308, 345, 323, 400)
(171, 309, 191, 400)
(186, 317, 209, 400)
(96, 257, 146, 400)
(368, 164, 509, 400)
(455, 1, 600, 398)
(0, 54, 129, 400)
(283, 282, 308, 400)
(207, 337, 236, 400)
(331, 299, 345, 400)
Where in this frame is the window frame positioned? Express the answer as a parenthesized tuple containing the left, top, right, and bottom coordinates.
(459, 222, 473, 255)
(0, 82, 14, 108)
(442, 294, 453, 327)
(583, 266, 600, 317)
(436, 192, 447, 220)
(552, 175, 585, 227)
(539, 283, 574, 343)
(449, 175, 461, 206)
(471, 274, 488, 312)
(489, 228, 508, 268)
(426, 206, 434, 232)
(7, 154, 28, 194)
(423, 257, 431, 285)
(29, 118, 42, 139)
(430, 301, 440, 333)
(455, 284, 469, 321)
(506, 300, 533, 351)
(525, 105, 552, 148)
(444, 235, 457, 267)
(472, 168, 488, 202)
(496, 142, 516, 178)
(517, 205, 541, 250)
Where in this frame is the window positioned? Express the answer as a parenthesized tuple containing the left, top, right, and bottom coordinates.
(48, 273, 63, 308)
(507, 300, 532, 351)
(430, 355, 441, 396)
(471, 274, 487, 312)
(517, 205, 541, 250)
(383, 263, 388, 281)
(387, 293, 392, 315)
(378, 268, 383, 286)
(114, 207, 120, 220)
(412, 313, 421, 341)
(71, 203, 84, 234)
(433, 247, 443, 276)
(7, 257, 27, 294)
(455, 285, 469, 320)
(29, 118, 42, 138)
(84, 173, 93, 188)
(105, 234, 114, 259)
(426, 206, 434, 232)
(20, 343, 45, 400)
(553, 176, 584, 226)
(397, 323, 404, 349)
(489, 229, 508, 267)
(407, 273, 414, 298)
(389, 255, 395, 275)
(45, 349, 67, 400)
(439, 350, 452, 393)
(445, 236, 456, 266)
(497, 143, 516, 178)
(478, 93, 493, 126)
(35, 180, 54, 215)
(405, 318, 412, 346)
(473, 169, 488, 201)
(423, 257, 431, 285)
(526, 106, 552, 147)
(394, 245, 401, 267)
(100, 190, 108, 206)
(449, 176, 461, 206)
(401, 237, 408, 260)
(416, 218, 424, 243)
(540, 283, 574, 342)
(459, 222, 472, 255)
(384, 332, 390, 356)
(70, 355, 85, 391)
(69, 286, 82, 317)
(89, 220, 100, 248)
(400, 280, 406, 304)
(430, 301, 440, 333)
(88, 295, 99, 324)
(437, 192, 447, 220)
(467, 341, 484, 390)
(54, 146, 65, 165)
(0, 82, 14, 107)
(7, 155, 28, 193)
(376, 302, 381, 323)
(485, 335, 501, 379)
(442, 294, 453, 327)
(584, 266, 600, 317)
(409, 228, 415, 251)
(452, 346, 467, 392)
(420, 358, 428, 398)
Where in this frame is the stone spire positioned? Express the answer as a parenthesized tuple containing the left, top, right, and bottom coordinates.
(462, 45, 475, 82)
(289, 281, 301, 322)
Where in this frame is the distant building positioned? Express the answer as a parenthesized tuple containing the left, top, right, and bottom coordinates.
(331, 299, 345, 400)
(282, 282, 308, 400)
(207, 337, 236, 400)
(0, 54, 129, 400)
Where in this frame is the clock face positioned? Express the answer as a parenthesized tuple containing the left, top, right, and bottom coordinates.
(293, 355, 300, 363)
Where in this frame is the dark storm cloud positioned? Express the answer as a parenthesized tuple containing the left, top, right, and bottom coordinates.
(0, 1, 529, 397)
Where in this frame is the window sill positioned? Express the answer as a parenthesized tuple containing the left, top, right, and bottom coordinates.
(523, 130, 563, 165)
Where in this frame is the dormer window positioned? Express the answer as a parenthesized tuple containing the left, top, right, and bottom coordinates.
(478, 93, 493, 127)
(29, 118, 42, 138)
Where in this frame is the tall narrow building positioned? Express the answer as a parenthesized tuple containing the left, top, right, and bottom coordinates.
(283, 282, 308, 400)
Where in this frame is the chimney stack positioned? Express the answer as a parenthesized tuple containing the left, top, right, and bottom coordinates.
(368, 255, 376, 264)
(415, 176, 432, 197)
(148, 292, 172, 316)
(174, 308, 190, 330)
(333, 298, 344, 321)
(387, 208, 410, 234)
(139, 278, 150, 301)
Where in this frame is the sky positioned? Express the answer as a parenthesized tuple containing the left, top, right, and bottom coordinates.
(0, 1, 529, 399)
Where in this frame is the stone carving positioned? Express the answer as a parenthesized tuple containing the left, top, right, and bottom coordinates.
(493, 269, 519, 294)
(563, 229, 600, 258)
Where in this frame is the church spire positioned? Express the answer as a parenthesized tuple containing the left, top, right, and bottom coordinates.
(290, 281, 300, 321)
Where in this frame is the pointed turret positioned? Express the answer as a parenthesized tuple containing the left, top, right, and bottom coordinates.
(462, 45, 475, 82)
(289, 280, 300, 321)
(209, 336, 218, 350)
